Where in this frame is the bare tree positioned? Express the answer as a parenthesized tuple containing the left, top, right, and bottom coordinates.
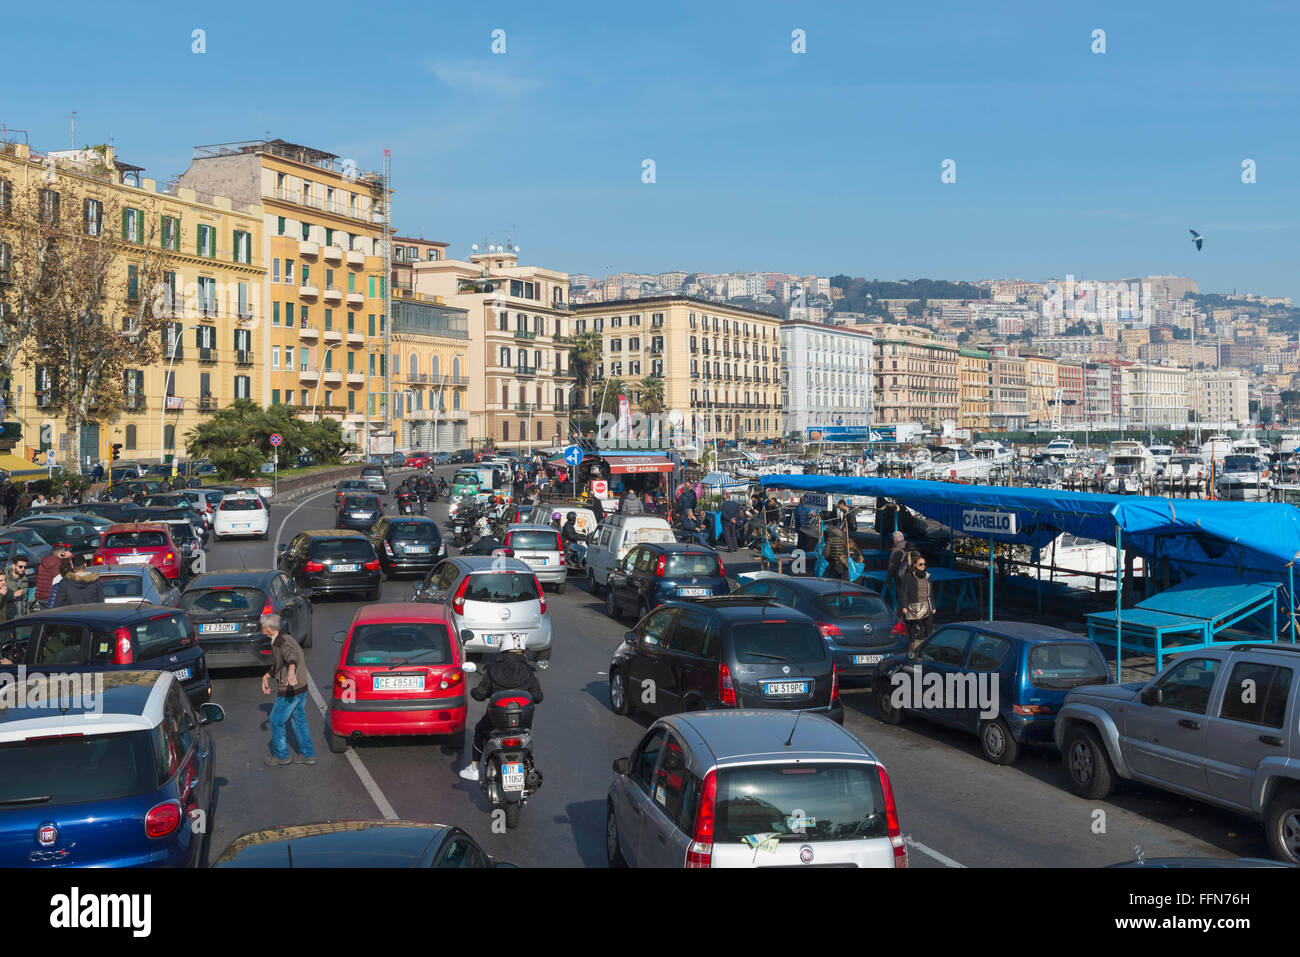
(0, 164, 172, 468)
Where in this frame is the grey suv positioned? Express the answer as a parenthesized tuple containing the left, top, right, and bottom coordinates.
(1057, 643, 1300, 863)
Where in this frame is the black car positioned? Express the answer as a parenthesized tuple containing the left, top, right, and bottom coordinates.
(607, 596, 843, 724)
(452, 450, 475, 464)
(0, 526, 52, 561)
(605, 543, 731, 620)
(336, 493, 383, 532)
(110, 479, 170, 500)
(368, 516, 447, 579)
(730, 575, 905, 680)
(78, 501, 144, 524)
(10, 515, 101, 558)
(213, 821, 513, 868)
(0, 603, 210, 703)
(278, 530, 382, 600)
(181, 569, 314, 667)
(136, 505, 207, 544)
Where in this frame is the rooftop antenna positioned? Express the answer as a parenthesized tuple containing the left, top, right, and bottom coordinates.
(784, 708, 803, 748)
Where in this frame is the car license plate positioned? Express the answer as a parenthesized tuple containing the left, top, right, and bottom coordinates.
(199, 623, 239, 634)
(373, 674, 425, 692)
(853, 654, 883, 666)
(501, 762, 525, 791)
(678, 587, 710, 597)
(351, 512, 371, 520)
(763, 681, 810, 696)
(119, 554, 149, 564)
(530, 556, 548, 565)
(404, 545, 429, 554)
(332, 564, 359, 572)
(173, 667, 191, 681)
(236, 523, 251, 529)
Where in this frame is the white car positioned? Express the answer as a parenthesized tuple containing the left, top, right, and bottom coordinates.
(212, 492, 269, 541)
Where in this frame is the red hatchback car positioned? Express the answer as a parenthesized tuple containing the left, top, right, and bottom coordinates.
(94, 522, 185, 580)
(404, 453, 430, 468)
(328, 603, 468, 753)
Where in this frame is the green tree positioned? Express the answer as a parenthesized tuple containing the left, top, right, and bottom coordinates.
(567, 332, 603, 408)
(637, 376, 665, 414)
(594, 377, 628, 415)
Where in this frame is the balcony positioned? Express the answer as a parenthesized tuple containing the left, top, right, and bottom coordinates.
(323, 245, 343, 264)
(346, 249, 365, 268)
(199, 396, 218, 413)
(300, 282, 319, 299)
(346, 290, 365, 308)
(451, 375, 471, 386)
(299, 365, 320, 383)
(649, 346, 663, 356)
(236, 350, 254, 366)
(198, 348, 217, 364)
(515, 403, 536, 413)
(323, 329, 343, 345)
(346, 330, 364, 346)
(408, 372, 429, 384)
(324, 286, 343, 305)
(347, 371, 365, 386)
(124, 395, 146, 412)
(323, 369, 343, 387)
(299, 325, 319, 340)
(553, 368, 576, 380)
(515, 364, 536, 377)
(299, 241, 319, 258)
(513, 330, 537, 341)
(164, 396, 185, 412)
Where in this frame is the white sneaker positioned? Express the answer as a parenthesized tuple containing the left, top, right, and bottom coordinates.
(458, 764, 480, 781)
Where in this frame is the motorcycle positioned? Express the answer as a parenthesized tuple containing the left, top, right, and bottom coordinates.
(451, 501, 485, 547)
(464, 663, 542, 830)
(397, 491, 418, 516)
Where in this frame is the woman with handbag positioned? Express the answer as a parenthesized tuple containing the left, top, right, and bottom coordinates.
(898, 552, 935, 656)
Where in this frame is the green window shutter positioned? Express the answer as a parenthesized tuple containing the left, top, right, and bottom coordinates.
(272, 389, 279, 406)
(369, 276, 375, 298)
(273, 302, 280, 325)
(121, 209, 129, 240)
(197, 225, 203, 256)
(380, 277, 386, 299)
(347, 352, 354, 371)
(277, 216, 285, 235)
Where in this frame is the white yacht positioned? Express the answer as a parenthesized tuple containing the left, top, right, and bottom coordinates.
(1164, 454, 1207, 483)
(1043, 435, 1077, 462)
(1148, 443, 1174, 470)
(1199, 434, 1234, 467)
(1047, 532, 1145, 587)
(971, 439, 1014, 466)
(1104, 441, 1157, 494)
(916, 445, 994, 481)
(1232, 434, 1265, 460)
(1215, 453, 1272, 501)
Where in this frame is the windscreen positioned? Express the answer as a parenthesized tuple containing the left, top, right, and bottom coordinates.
(123, 613, 195, 658)
(0, 732, 160, 805)
(345, 621, 452, 666)
(1028, 642, 1109, 690)
(220, 498, 263, 511)
(103, 531, 167, 549)
(99, 574, 144, 598)
(731, 622, 826, 664)
(813, 591, 890, 619)
(508, 530, 561, 551)
(665, 553, 723, 577)
(388, 523, 440, 542)
(342, 496, 378, 510)
(181, 587, 267, 615)
(463, 573, 538, 604)
(714, 763, 887, 844)
(309, 539, 376, 562)
(453, 470, 480, 486)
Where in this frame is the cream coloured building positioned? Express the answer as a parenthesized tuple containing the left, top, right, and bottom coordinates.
(859, 323, 960, 431)
(1120, 363, 1189, 429)
(780, 320, 873, 439)
(1189, 370, 1249, 427)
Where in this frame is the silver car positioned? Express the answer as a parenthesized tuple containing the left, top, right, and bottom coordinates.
(606, 710, 907, 868)
(413, 556, 552, 667)
(98, 565, 183, 606)
(497, 524, 567, 593)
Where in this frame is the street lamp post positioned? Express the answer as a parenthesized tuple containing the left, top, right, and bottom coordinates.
(309, 342, 343, 422)
(159, 322, 201, 463)
(432, 352, 466, 457)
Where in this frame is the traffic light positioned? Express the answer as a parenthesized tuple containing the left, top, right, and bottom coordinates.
(111, 443, 123, 462)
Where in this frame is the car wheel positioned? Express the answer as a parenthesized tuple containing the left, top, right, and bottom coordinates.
(505, 801, 520, 829)
(261, 531, 269, 541)
(554, 579, 567, 595)
(874, 680, 905, 725)
(606, 803, 628, 867)
(1062, 725, 1116, 800)
(609, 670, 632, 715)
(367, 585, 382, 601)
(605, 587, 620, 619)
(1264, 786, 1300, 865)
(978, 718, 1019, 765)
(587, 568, 600, 595)
(327, 726, 349, 754)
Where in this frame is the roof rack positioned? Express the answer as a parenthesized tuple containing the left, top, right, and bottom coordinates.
(1228, 643, 1300, 655)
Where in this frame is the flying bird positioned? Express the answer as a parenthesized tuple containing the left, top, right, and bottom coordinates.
(1189, 229, 1203, 251)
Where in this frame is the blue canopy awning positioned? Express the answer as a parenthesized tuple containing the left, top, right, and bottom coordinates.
(759, 474, 1300, 581)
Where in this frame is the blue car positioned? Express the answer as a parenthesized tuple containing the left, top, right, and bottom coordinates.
(0, 671, 224, 867)
(432, 452, 452, 465)
(873, 621, 1110, 764)
(604, 542, 731, 620)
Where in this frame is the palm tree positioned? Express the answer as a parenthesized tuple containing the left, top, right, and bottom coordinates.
(637, 376, 665, 415)
(595, 377, 628, 416)
(568, 332, 604, 408)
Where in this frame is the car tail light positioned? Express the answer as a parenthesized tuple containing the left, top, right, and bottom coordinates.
(163, 552, 174, 564)
(877, 763, 907, 868)
(718, 662, 737, 706)
(499, 736, 524, 748)
(333, 671, 351, 695)
(439, 668, 464, 690)
(1013, 704, 1054, 715)
(816, 621, 843, 638)
(305, 560, 325, 573)
(364, 559, 380, 571)
(262, 599, 275, 617)
(384, 541, 394, 557)
(494, 547, 515, 557)
(94, 554, 104, 564)
(113, 627, 134, 665)
(830, 664, 840, 705)
(891, 621, 906, 636)
(685, 770, 716, 868)
(534, 575, 546, 614)
(145, 800, 182, 839)
(717, 557, 726, 579)
(452, 575, 470, 613)
(559, 552, 565, 565)
(654, 555, 666, 577)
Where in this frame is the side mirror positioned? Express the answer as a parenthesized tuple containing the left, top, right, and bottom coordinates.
(462, 660, 477, 674)
(276, 543, 287, 552)
(199, 702, 225, 725)
(1140, 686, 1163, 707)
(332, 630, 346, 643)
(612, 757, 629, 775)
(460, 628, 474, 643)
(624, 630, 637, 644)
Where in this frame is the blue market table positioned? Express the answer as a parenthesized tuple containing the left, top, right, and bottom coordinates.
(861, 567, 982, 616)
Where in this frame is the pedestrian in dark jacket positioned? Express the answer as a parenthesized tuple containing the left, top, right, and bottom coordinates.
(821, 520, 859, 581)
(53, 555, 105, 606)
(460, 636, 543, 782)
(885, 531, 908, 607)
(677, 484, 697, 516)
(720, 497, 741, 551)
(34, 543, 72, 607)
(0, 555, 30, 621)
(260, 612, 315, 766)
(898, 552, 935, 655)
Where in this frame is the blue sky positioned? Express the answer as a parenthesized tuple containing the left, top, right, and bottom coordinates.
(3, 0, 1297, 297)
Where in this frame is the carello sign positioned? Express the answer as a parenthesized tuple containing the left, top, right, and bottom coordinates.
(960, 509, 1018, 536)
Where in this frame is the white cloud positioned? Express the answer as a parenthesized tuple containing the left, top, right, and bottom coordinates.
(426, 59, 542, 98)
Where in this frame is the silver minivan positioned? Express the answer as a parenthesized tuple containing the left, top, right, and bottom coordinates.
(606, 710, 907, 868)
(414, 556, 553, 667)
(497, 524, 567, 593)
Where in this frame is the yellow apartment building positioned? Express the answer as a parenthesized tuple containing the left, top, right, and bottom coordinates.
(958, 348, 992, 432)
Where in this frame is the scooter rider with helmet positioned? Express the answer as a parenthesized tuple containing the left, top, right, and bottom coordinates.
(459, 635, 543, 782)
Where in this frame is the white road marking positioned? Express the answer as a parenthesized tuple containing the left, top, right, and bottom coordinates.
(270, 483, 400, 821)
(904, 836, 965, 868)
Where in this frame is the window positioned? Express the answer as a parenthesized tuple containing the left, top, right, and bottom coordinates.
(233, 230, 251, 264)
(368, 314, 376, 336)
(197, 277, 217, 318)
(502, 421, 510, 441)
(272, 302, 280, 326)
(276, 215, 286, 236)
(124, 424, 137, 449)
(631, 727, 667, 793)
(38, 188, 60, 224)
(237, 282, 251, 319)
(84, 198, 103, 236)
(285, 346, 294, 370)
(126, 265, 139, 303)
(966, 634, 1013, 672)
(918, 628, 972, 666)
(0, 178, 10, 216)
(1149, 657, 1221, 715)
(369, 276, 376, 298)
(164, 425, 176, 450)
(272, 346, 281, 371)
(667, 608, 713, 657)
(285, 259, 294, 284)
(301, 221, 311, 242)
(286, 302, 295, 327)
(1218, 661, 1293, 729)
